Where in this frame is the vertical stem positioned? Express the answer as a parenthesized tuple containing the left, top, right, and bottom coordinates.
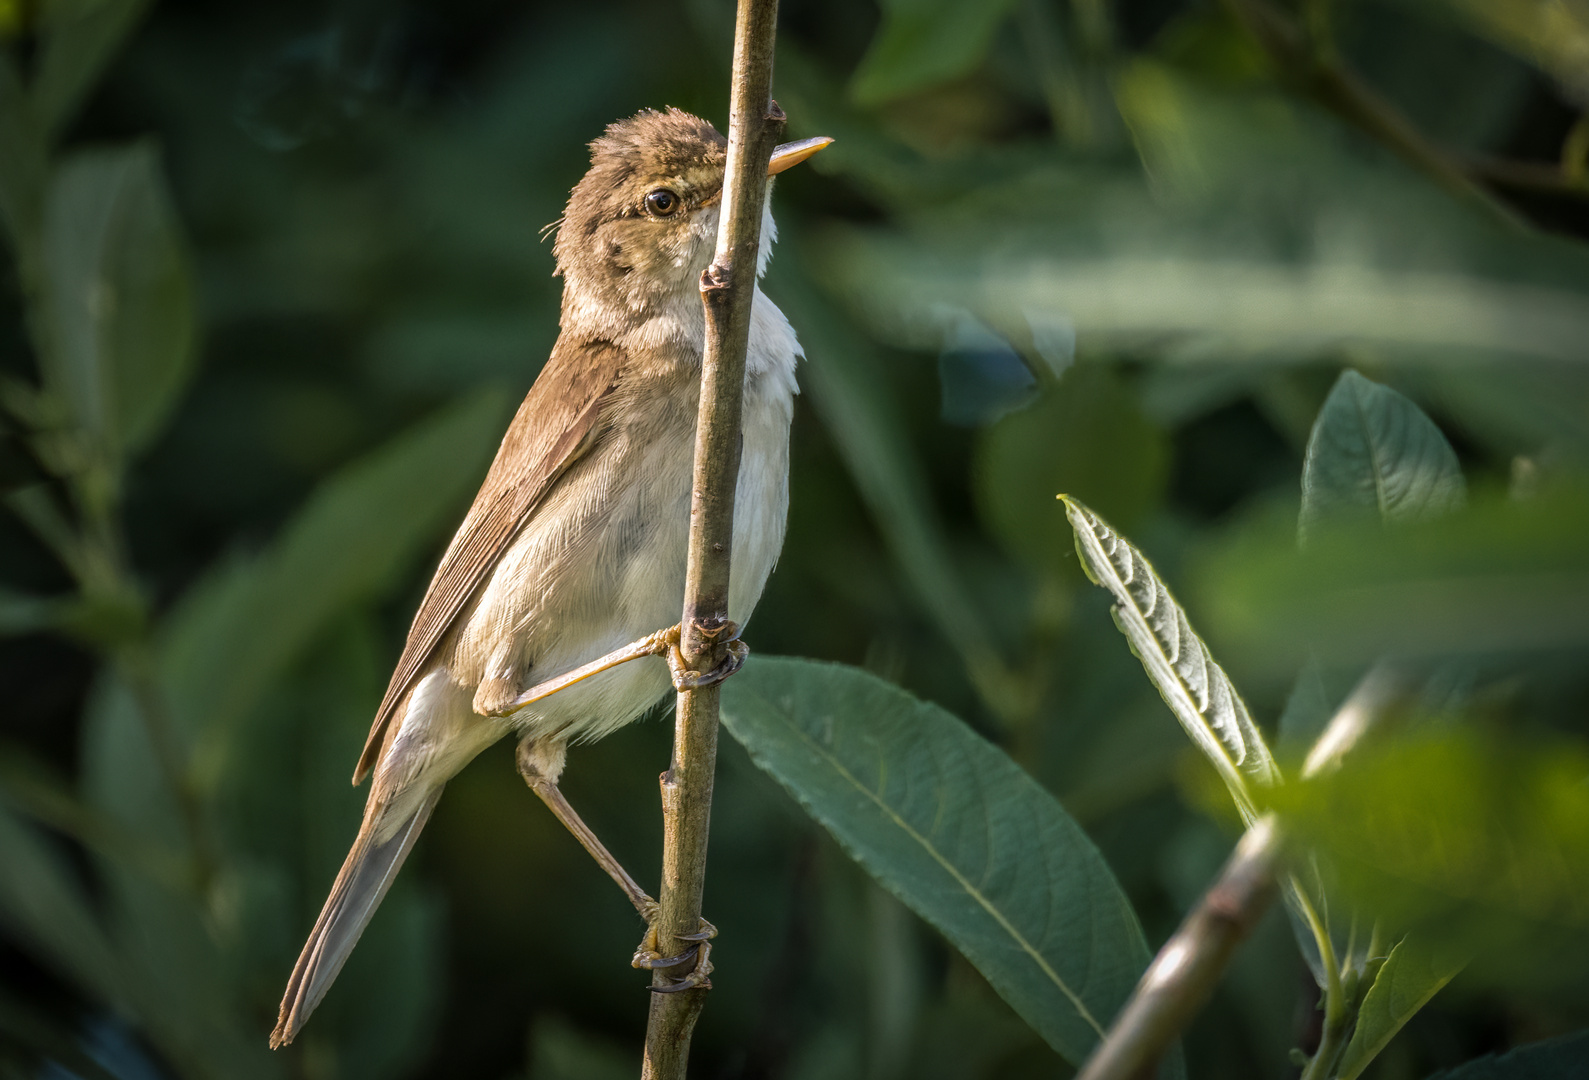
(641, 1, 783, 1076)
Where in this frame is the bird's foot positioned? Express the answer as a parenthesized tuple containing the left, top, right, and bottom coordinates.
(632, 915, 717, 993)
(663, 622, 747, 692)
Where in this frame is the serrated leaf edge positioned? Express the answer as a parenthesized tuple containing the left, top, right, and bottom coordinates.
(1061, 496, 1277, 817)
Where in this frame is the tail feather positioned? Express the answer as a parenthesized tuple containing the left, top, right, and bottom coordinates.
(270, 788, 443, 1048)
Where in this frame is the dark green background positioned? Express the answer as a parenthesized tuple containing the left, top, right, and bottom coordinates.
(3, 0, 1588, 1077)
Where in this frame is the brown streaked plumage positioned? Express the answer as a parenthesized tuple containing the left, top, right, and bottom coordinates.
(270, 108, 828, 1048)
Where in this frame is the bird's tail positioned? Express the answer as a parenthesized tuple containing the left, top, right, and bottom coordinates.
(270, 787, 443, 1048)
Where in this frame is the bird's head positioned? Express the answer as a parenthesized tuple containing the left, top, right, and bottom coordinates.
(553, 107, 829, 337)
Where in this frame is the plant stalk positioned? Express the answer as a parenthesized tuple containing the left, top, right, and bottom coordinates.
(1076, 816, 1284, 1080)
(640, 0, 783, 1075)
(1074, 663, 1412, 1080)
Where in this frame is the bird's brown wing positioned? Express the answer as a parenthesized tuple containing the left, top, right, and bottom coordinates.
(353, 336, 627, 784)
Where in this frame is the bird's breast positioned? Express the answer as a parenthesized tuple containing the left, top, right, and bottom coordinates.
(454, 290, 800, 743)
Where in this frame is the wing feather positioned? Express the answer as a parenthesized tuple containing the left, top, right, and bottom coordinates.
(353, 337, 626, 783)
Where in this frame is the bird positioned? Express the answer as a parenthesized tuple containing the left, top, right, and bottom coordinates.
(270, 107, 831, 1048)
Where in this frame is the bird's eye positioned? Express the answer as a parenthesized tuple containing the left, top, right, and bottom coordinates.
(644, 189, 680, 217)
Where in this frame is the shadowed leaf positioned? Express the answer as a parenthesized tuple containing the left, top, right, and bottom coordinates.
(849, 0, 1022, 106)
(1300, 370, 1464, 542)
(1336, 932, 1466, 1080)
(41, 142, 196, 459)
(721, 657, 1174, 1074)
(1426, 1028, 1589, 1080)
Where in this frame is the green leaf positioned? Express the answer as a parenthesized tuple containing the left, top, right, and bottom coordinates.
(1061, 497, 1278, 818)
(1193, 485, 1589, 673)
(158, 386, 510, 780)
(29, 0, 153, 138)
(1425, 1029, 1589, 1080)
(1336, 933, 1466, 1080)
(976, 366, 1168, 575)
(1299, 370, 1465, 542)
(720, 657, 1171, 1072)
(41, 142, 196, 459)
(849, 0, 1022, 106)
(1268, 730, 1589, 973)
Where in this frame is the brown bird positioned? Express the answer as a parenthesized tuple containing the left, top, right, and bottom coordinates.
(270, 108, 830, 1048)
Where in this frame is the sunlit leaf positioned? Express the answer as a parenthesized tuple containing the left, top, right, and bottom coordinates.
(1194, 485, 1589, 673)
(41, 142, 196, 459)
(1335, 932, 1465, 1080)
(1300, 370, 1465, 542)
(721, 657, 1174, 1074)
(1062, 497, 1278, 818)
(1426, 1028, 1589, 1080)
(849, 0, 1022, 106)
(1269, 731, 1589, 976)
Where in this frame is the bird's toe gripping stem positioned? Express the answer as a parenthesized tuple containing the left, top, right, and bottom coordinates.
(663, 622, 747, 692)
(633, 916, 717, 993)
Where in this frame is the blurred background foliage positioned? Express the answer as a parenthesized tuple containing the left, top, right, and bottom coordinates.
(2, 0, 1589, 1077)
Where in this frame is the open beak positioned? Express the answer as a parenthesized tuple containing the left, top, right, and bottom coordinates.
(768, 136, 834, 176)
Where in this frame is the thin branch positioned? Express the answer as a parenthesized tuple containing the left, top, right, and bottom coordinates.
(1074, 663, 1412, 1080)
(640, 1, 783, 1077)
(1076, 816, 1284, 1080)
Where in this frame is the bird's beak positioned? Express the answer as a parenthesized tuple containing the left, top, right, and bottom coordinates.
(768, 136, 834, 176)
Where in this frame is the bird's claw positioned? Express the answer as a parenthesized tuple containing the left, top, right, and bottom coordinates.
(633, 916, 716, 992)
(665, 627, 747, 692)
(649, 945, 713, 993)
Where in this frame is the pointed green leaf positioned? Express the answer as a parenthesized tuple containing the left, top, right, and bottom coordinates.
(1061, 497, 1277, 818)
(1300, 370, 1465, 542)
(41, 142, 196, 459)
(721, 657, 1173, 1073)
(1336, 933, 1466, 1080)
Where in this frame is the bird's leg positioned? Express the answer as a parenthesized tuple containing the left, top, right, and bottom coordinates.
(488, 622, 748, 719)
(515, 741, 715, 985)
(492, 626, 681, 716)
